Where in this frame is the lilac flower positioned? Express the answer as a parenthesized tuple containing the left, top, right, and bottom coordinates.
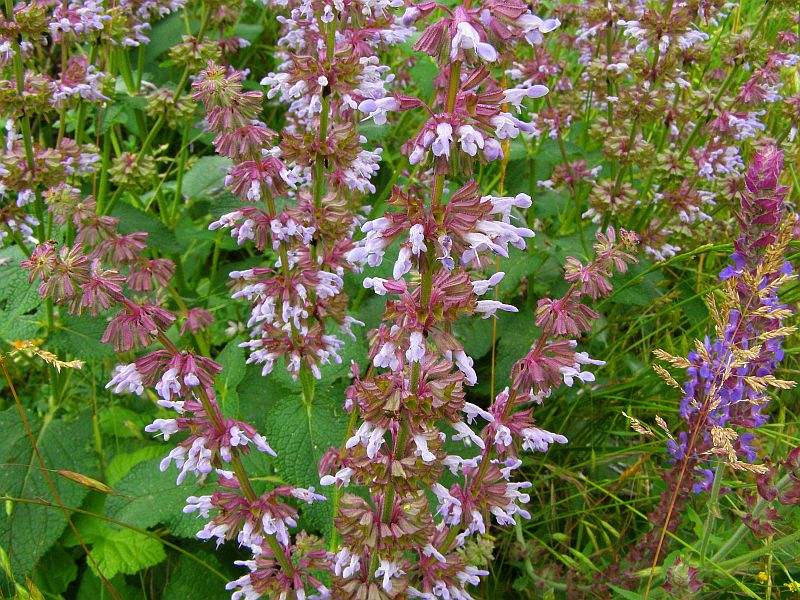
(105, 363, 145, 395)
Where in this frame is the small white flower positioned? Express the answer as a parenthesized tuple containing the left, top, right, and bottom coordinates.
(406, 331, 426, 363)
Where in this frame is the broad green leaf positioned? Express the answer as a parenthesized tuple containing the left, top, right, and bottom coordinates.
(0, 408, 96, 578)
(264, 393, 349, 538)
(499, 252, 547, 294)
(105, 445, 166, 487)
(0, 247, 41, 341)
(104, 458, 215, 538)
(90, 528, 166, 580)
(493, 310, 538, 388)
(410, 56, 438, 101)
(181, 156, 232, 201)
(76, 571, 143, 600)
(163, 553, 230, 599)
(455, 316, 494, 360)
(144, 13, 186, 62)
(99, 406, 150, 439)
(233, 23, 264, 42)
(110, 203, 181, 254)
(216, 340, 246, 419)
(236, 363, 292, 430)
(32, 544, 77, 596)
(48, 314, 113, 360)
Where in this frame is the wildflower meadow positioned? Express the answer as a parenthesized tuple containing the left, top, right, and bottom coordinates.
(1, 0, 799, 597)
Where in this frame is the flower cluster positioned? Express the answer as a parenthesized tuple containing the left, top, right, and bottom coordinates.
(507, 1, 800, 262)
(198, 0, 411, 387)
(23, 239, 333, 598)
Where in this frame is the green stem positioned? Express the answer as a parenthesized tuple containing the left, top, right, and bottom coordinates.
(699, 457, 724, 566)
(711, 473, 792, 563)
(137, 114, 165, 160)
(171, 124, 191, 224)
(96, 130, 112, 214)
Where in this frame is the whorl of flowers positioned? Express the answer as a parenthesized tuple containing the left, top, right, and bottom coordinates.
(22, 238, 333, 599)
(266, 0, 640, 595)
(507, 0, 800, 263)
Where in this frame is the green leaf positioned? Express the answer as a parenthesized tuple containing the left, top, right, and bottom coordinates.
(105, 445, 166, 487)
(163, 553, 230, 599)
(410, 56, 438, 101)
(99, 102, 129, 134)
(76, 571, 143, 600)
(182, 156, 232, 201)
(144, 13, 186, 62)
(90, 528, 166, 580)
(104, 458, 215, 538)
(264, 393, 349, 537)
(99, 406, 151, 439)
(216, 341, 246, 419)
(455, 316, 494, 360)
(0, 408, 97, 578)
(0, 246, 41, 341)
(48, 314, 113, 360)
(500, 252, 547, 294)
(493, 311, 538, 387)
(236, 363, 291, 430)
(32, 544, 77, 596)
(110, 203, 181, 254)
(233, 22, 264, 42)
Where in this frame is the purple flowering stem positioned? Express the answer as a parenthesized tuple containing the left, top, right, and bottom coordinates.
(149, 327, 296, 577)
(643, 290, 761, 599)
(261, 188, 316, 405)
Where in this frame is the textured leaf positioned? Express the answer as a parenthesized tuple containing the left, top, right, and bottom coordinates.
(105, 445, 165, 487)
(455, 316, 494, 361)
(0, 247, 41, 341)
(90, 528, 166, 580)
(216, 340, 246, 419)
(233, 22, 264, 42)
(144, 13, 185, 62)
(163, 553, 230, 600)
(493, 310, 538, 388)
(500, 252, 547, 294)
(236, 363, 291, 430)
(264, 393, 349, 537)
(181, 156, 232, 201)
(75, 571, 143, 600)
(111, 203, 181, 254)
(410, 56, 437, 100)
(99, 406, 151, 439)
(31, 544, 77, 596)
(104, 458, 215, 538)
(48, 315, 113, 360)
(0, 408, 96, 578)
